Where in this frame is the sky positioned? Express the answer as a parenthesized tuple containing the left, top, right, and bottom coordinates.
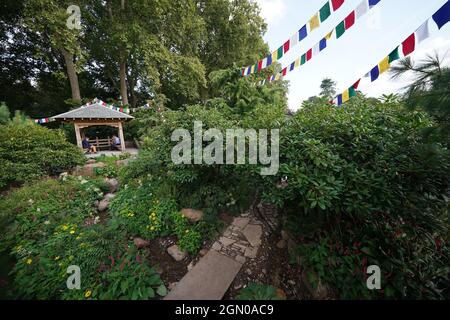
(254, 0, 450, 110)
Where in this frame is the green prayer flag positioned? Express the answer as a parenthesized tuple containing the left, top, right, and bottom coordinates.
(336, 21, 346, 39)
(301, 54, 306, 65)
(319, 2, 331, 22)
(349, 86, 357, 98)
(277, 46, 284, 60)
(389, 47, 400, 63)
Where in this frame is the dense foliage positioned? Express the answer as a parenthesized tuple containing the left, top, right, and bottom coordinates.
(262, 97, 449, 299)
(0, 117, 84, 189)
(0, 177, 167, 299)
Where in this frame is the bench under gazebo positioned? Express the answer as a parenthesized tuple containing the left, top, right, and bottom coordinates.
(53, 101, 134, 152)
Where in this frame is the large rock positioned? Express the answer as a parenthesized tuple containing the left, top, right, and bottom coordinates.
(73, 162, 106, 177)
(104, 193, 116, 201)
(180, 209, 203, 223)
(242, 224, 263, 247)
(97, 199, 109, 212)
(134, 237, 150, 249)
(105, 178, 119, 193)
(167, 245, 187, 261)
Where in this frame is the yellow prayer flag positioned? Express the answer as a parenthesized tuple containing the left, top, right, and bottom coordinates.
(325, 31, 333, 40)
(342, 89, 350, 103)
(379, 56, 390, 74)
(309, 14, 320, 32)
(295, 58, 300, 68)
(271, 51, 278, 62)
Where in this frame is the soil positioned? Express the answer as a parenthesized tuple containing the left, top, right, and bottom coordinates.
(223, 230, 311, 300)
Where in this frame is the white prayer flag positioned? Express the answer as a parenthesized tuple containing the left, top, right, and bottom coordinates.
(416, 20, 430, 43)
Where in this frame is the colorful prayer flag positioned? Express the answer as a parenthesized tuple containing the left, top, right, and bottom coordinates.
(299, 25, 308, 41)
(301, 54, 306, 65)
(355, 1, 369, 19)
(337, 94, 343, 106)
(277, 46, 284, 59)
(319, 38, 327, 51)
(388, 47, 400, 63)
(369, 0, 381, 7)
(370, 65, 380, 82)
(378, 56, 390, 74)
(306, 49, 313, 61)
(309, 13, 320, 32)
(283, 40, 290, 53)
(402, 33, 416, 56)
(342, 89, 350, 102)
(416, 20, 430, 43)
(345, 11, 355, 29)
(331, 0, 345, 11)
(353, 79, 361, 90)
(320, 2, 332, 22)
(336, 21, 346, 38)
(432, 0, 450, 29)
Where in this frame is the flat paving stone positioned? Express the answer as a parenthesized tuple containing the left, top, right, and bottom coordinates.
(164, 250, 242, 300)
(242, 224, 263, 247)
(232, 217, 250, 229)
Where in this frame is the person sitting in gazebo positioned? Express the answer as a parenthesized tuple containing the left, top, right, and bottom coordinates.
(82, 136, 97, 154)
(110, 134, 121, 151)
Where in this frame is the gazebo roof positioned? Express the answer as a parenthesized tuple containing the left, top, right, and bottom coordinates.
(53, 103, 134, 121)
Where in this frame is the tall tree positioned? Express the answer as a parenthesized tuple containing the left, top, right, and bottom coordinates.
(319, 78, 337, 100)
(390, 53, 450, 141)
(23, 0, 85, 102)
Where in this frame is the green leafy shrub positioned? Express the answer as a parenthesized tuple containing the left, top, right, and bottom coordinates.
(0, 120, 84, 189)
(262, 98, 450, 299)
(0, 177, 166, 300)
(236, 283, 284, 300)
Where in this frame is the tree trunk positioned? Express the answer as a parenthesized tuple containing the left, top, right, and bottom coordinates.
(119, 54, 129, 106)
(61, 48, 81, 102)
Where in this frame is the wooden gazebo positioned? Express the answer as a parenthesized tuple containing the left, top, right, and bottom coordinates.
(53, 102, 134, 151)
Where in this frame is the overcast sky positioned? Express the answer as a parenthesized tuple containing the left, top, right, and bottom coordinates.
(254, 0, 450, 110)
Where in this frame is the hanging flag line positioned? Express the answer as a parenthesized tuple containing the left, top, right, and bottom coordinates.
(260, 0, 382, 85)
(241, 0, 348, 76)
(331, 0, 450, 106)
(34, 98, 130, 124)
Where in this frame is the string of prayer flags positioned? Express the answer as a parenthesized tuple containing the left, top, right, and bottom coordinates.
(34, 117, 55, 124)
(241, 0, 348, 76)
(267, 0, 381, 83)
(332, 0, 450, 107)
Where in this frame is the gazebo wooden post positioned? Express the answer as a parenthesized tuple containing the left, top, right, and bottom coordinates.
(74, 122, 83, 148)
(118, 121, 126, 151)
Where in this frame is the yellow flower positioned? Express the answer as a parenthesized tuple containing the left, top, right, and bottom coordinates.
(76, 236, 81, 240)
(152, 217, 157, 221)
(54, 256, 60, 261)
(70, 230, 76, 234)
(85, 290, 92, 298)
(26, 258, 32, 265)
(69, 255, 74, 261)
(16, 245, 22, 251)
(150, 226, 155, 231)
(185, 230, 190, 234)
(62, 225, 69, 231)
(58, 263, 63, 267)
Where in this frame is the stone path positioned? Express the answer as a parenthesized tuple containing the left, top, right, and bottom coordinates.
(164, 211, 273, 300)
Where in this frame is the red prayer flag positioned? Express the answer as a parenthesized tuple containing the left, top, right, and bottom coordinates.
(283, 40, 290, 53)
(331, 0, 345, 11)
(353, 79, 361, 90)
(258, 60, 263, 71)
(345, 11, 355, 29)
(402, 33, 416, 56)
(306, 48, 313, 61)
(282, 68, 287, 76)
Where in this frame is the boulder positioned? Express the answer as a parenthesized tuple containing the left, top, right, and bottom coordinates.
(73, 162, 106, 177)
(167, 245, 187, 261)
(180, 209, 203, 223)
(86, 159, 96, 165)
(97, 199, 109, 212)
(104, 193, 116, 201)
(133, 237, 150, 249)
(276, 239, 287, 249)
(105, 178, 119, 193)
